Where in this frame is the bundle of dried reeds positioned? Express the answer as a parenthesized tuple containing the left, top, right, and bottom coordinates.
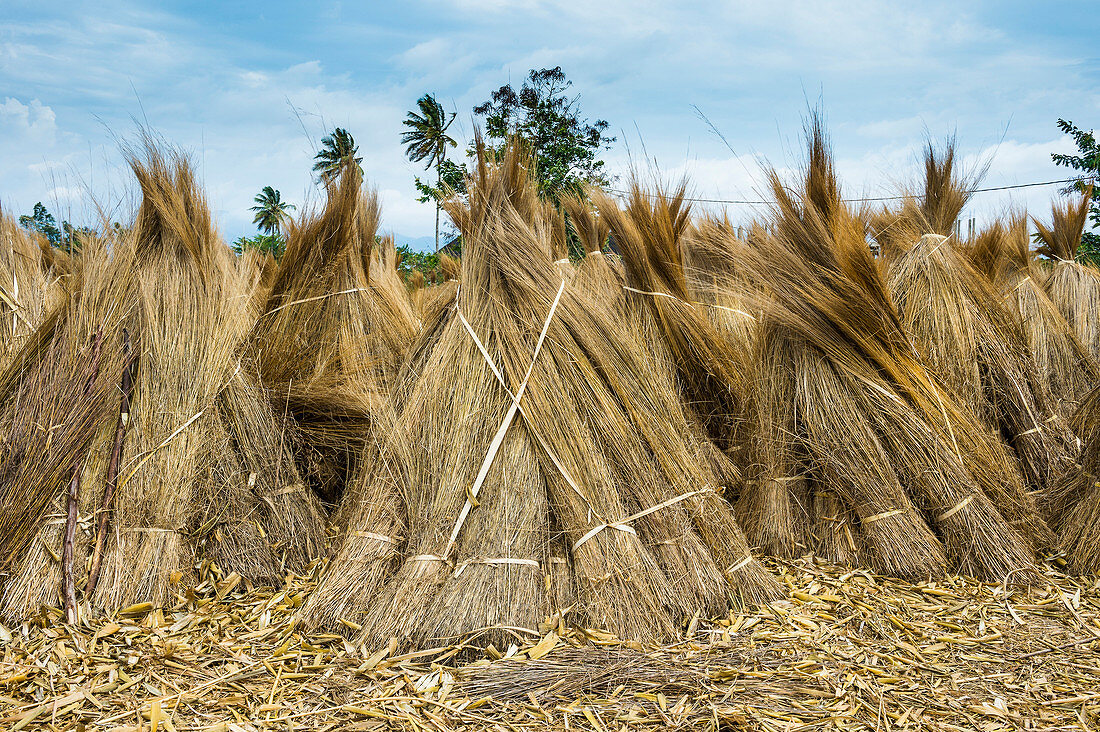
(713, 119, 1046, 581)
(305, 139, 779, 648)
(593, 183, 750, 456)
(1034, 190, 1100, 361)
(968, 216, 1100, 422)
(0, 210, 60, 370)
(88, 144, 275, 609)
(0, 228, 136, 619)
(681, 218, 759, 358)
(248, 168, 416, 503)
(1051, 384, 1100, 570)
(407, 270, 427, 318)
(879, 144, 1072, 527)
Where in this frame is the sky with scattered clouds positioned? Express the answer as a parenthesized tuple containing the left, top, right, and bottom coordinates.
(1, 0, 1097, 248)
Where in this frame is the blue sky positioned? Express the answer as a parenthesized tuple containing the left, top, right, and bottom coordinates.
(1, 1, 1097, 249)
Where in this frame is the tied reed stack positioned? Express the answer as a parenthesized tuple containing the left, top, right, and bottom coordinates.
(879, 143, 1071, 534)
(248, 166, 417, 504)
(716, 118, 1046, 582)
(305, 139, 779, 649)
(968, 216, 1100, 422)
(1, 142, 326, 619)
(0, 229, 136, 619)
(1034, 190, 1100, 362)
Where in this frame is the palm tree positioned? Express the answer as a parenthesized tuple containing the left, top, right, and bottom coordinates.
(250, 186, 295, 236)
(401, 94, 457, 252)
(313, 128, 363, 183)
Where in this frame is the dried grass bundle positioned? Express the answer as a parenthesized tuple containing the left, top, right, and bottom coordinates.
(0, 230, 135, 618)
(682, 218, 760, 365)
(968, 216, 1099, 422)
(592, 183, 749, 455)
(1034, 191, 1100, 361)
(1052, 385, 1100, 570)
(89, 144, 262, 609)
(249, 168, 416, 503)
(0, 211, 57, 370)
(307, 139, 779, 648)
(724, 118, 1044, 581)
(879, 144, 1070, 536)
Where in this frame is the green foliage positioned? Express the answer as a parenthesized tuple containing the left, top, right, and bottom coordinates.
(18, 202, 90, 254)
(403, 94, 460, 251)
(413, 159, 467, 203)
(473, 66, 615, 201)
(313, 128, 363, 183)
(395, 244, 439, 278)
(18, 202, 61, 245)
(401, 95, 457, 170)
(1052, 118, 1100, 254)
(250, 186, 295, 236)
(232, 233, 285, 258)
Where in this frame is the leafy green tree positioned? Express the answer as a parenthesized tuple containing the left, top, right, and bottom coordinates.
(1052, 118, 1100, 254)
(395, 244, 439, 278)
(231, 233, 285, 258)
(18, 202, 61, 245)
(19, 202, 89, 254)
(402, 94, 458, 253)
(313, 127, 363, 183)
(473, 66, 614, 201)
(250, 186, 295, 236)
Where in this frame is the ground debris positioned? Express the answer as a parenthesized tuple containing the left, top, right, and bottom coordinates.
(2, 557, 1099, 730)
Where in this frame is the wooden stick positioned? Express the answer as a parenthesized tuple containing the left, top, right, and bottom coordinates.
(86, 328, 136, 597)
(63, 327, 104, 624)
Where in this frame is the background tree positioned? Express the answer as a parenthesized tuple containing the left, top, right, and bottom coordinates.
(402, 94, 458, 252)
(18, 202, 61, 246)
(250, 186, 295, 236)
(1052, 118, 1100, 257)
(313, 127, 363, 183)
(231, 234, 285, 258)
(473, 66, 615, 201)
(19, 201, 90, 254)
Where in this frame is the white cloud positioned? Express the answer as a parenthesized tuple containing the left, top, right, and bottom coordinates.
(0, 0, 1094, 246)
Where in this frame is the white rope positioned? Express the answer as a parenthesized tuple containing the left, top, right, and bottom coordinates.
(457, 289, 597, 519)
(453, 557, 540, 577)
(937, 495, 973, 522)
(442, 281, 566, 560)
(351, 531, 398, 545)
(572, 488, 713, 552)
(726, 555, 754, 574)
(863, 508, 905, 524)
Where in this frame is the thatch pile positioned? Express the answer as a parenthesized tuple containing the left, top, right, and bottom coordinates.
(1034, 190, 1100, 361)
(691, 120, 1050, 580)
(968, 215, 1100, 421)
(0, 143, 325, 618)
(303, 140, 779, 648)
(0, 210, 61, 369)
(1052, 384, 1100, 570)
(247, 167, 418, 504)
(877, 144, 1074, 516)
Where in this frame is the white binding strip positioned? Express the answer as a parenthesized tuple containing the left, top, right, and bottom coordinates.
(442, 280, 567, 560)
(351, 531, 398, 545)
(457, 290, 598, 518)
(863, 508, 904, 524)
(453, 557, 540, 577)
(572, 488, 713, 552)
(726, 555, 754, 574)
(623, 284, 757, 320)
(623, 285, 693, 307)
(262, 287, 372, 318)
(937, 495, 973, 522)
(119, 411, 204, 489)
